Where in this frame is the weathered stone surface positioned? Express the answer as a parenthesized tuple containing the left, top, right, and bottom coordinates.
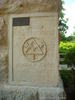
(0, 0, 61, 44)
(0, 1, 65, 100)
(0, 80, 66, 100)
(0, 1, 62, 84)
(0, 47, 8, 83)
(0, 17, 4, 30)
(0, 16, 8, 44)
(0, 0, 61, 14)
(8, 13, 59, 87)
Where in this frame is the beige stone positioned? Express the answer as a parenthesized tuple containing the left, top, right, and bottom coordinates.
(8, 13, 59, 87)
(0, 1, 62, 87)
(0, 1, 66, 100)
(0, 0, 61, 14)
(0, 17, 4, 30)
(0, 81, 66, 100)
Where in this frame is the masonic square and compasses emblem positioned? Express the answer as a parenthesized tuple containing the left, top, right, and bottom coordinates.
(22, 37, 47, 61)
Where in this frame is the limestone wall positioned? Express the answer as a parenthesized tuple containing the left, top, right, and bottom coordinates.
(0, 0, 61, 84)
(0, 15, 8, 83)
(0, 0, 61, 14)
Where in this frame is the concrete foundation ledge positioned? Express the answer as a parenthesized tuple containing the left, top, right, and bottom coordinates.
(0, 83, 66, 100)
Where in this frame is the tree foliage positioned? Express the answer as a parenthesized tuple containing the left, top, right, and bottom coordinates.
(59, 0, 68, 41)
(59, 42, 75, 67)
(65, 47, 75, 67)
(59, 42, 75, 53)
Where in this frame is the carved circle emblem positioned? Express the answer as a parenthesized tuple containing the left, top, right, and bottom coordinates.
(22, 37, 47, 62)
